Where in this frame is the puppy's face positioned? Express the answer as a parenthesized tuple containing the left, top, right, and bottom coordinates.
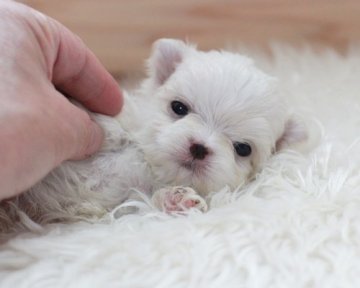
(136, 39, 306, 196)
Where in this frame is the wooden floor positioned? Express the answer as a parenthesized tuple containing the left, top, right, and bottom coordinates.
(22, 0, 360, 78)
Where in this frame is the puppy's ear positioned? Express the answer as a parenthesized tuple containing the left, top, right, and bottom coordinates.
(276, 116, 309, 151)
(148, 39, 192, 86)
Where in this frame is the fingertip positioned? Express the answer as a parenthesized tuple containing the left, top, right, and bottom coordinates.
(83, 121, 104, 157)
(72, 119, 104, 160)
(85, 121, 104, 157)
(106, 81, 124, 116)
(82, 74, 123, 116)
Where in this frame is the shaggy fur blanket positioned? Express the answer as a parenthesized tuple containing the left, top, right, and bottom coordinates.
(1, 46, 360, 288)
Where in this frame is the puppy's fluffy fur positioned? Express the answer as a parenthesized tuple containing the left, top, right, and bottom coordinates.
(0, 39, 308, 233)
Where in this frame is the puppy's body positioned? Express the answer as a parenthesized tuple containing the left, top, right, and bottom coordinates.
(20, 112, 153, 221)
(0, 39, 308, 233)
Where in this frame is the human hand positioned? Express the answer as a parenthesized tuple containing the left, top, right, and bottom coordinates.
(0, 1, 123, 199)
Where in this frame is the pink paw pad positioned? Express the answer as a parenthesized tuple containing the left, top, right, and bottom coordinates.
(183, 199, 201, 208)
(162, 187, 208, 213)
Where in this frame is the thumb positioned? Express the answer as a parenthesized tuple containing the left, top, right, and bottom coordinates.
(51, 19, 123, 116)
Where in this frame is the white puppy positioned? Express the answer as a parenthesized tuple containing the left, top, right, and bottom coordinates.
(0, 39, 307, 231)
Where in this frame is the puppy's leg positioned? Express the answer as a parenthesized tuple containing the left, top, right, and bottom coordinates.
(152, 186, 208, 213)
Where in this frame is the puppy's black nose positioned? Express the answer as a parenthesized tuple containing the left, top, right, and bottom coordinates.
(190, 143, 208, 160)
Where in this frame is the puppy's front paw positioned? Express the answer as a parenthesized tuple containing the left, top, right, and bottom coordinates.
(152, 186, 208, 213)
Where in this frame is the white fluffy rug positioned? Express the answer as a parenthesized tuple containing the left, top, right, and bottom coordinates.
(1, 46, 360, 288)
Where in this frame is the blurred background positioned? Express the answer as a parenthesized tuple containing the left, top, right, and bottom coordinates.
(22, 0, 360, 80)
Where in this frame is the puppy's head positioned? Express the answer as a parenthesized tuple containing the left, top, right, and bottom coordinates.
(136, 39, 307, 195)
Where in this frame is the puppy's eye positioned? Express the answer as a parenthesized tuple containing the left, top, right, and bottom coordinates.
(171, 101, 188, 116)
(233, 142, 252, 157)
